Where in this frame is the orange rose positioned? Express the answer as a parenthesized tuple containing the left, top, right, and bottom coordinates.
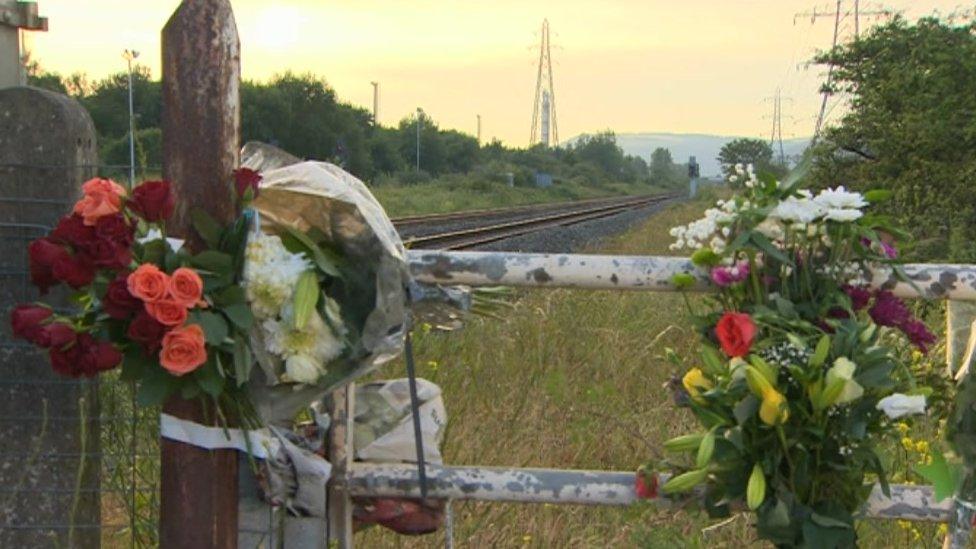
(145, 298, 188, 327)
(160, 324, 207, 375)
(82, 178, 126, 198)
(168, 267, 204, 308)
(127, 264, 169, 303)
(73, 178, 126, 226)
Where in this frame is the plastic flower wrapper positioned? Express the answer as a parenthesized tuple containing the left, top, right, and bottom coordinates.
(240, 142, 410, 424)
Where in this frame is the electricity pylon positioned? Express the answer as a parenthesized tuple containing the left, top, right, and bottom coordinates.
(529, 19, 559, 147)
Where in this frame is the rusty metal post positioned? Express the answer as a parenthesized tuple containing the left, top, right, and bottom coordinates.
(159, 1, 241, 547)
(327, 384, 356, 547)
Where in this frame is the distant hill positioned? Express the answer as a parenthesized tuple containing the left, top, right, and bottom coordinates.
(566, 132, 811, 177)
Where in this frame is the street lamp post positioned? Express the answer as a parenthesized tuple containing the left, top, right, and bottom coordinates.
(415, 107, 423, 172)
(122, 49, 139, 187)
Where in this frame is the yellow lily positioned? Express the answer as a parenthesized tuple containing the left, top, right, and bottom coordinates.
(759, 388, 789, 425)
(682, 368, 713, 403)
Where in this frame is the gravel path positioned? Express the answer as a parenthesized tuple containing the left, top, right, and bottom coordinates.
(469, 197, 681, 253)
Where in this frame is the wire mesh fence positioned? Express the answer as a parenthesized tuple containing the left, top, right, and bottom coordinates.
(0, 164, 162, 547)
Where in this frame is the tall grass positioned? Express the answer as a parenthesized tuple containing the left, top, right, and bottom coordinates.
(372, 178, 668, 217)
(358, 197, 950, 548)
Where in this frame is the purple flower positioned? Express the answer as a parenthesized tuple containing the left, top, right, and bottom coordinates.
(869, 290, 911, 327)
(710, 261, 750, 287)
(901, 319, 936, 353)
(881, 242, 898, 259)
(843, 285, 872, 311)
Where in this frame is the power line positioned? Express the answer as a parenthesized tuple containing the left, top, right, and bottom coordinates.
(764, 89, 794, 165)
(796, 1, 894, 142)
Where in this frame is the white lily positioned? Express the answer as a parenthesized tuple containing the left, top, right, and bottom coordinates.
(876, 393, 927, 419)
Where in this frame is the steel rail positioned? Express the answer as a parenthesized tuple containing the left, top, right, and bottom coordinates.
(403, 194, 677, 250)
(391, 194, 660, 226)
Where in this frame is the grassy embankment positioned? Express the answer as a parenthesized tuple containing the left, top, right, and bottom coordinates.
(359, 194, 947, 548)
(372, 179, 670, 218)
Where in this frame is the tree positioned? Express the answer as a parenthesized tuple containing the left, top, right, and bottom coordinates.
(717, 138, 774, 181)
(809, 14, 976, 261)
(649, 147, 683, 187)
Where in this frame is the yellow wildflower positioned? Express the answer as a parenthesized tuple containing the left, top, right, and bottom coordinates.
(939, 523, 949, 536)
(682, 368, 713, 403)
(901, 437, 915, 452)
(915, 440, 930, 454)
(759, 389, 789, 426)
(911, 350, 924, 363)
(897, 520, 912, 531)
(896, 422, 910, 434)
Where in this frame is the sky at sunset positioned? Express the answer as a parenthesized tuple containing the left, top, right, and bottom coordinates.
(23, 1, 971, 146)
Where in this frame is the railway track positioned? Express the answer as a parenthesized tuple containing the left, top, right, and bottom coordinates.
(393, 193, 678, 250)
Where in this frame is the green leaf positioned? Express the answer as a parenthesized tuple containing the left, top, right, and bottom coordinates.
(279, 225, 341, 277)
(916, 450, 962, 501)
(223, 303, 254, 331)
(140, 238, 167, 266)
(194, 355, 225, 397)
(700, 345, 725, 376)
(809, 512, 852, 529)
(864, 189, 893, 203)
(232, 337, 253, 387)
(181, 382, 202, 399)
(293, 270, 320, 330)
(750, 232, 793, 266)
(191, 208, 223, 250)
(136, 366, 178, 406)
(190, 311, 229, 345)
(122, 345, 154, 381)
(810, 335, 831, 367)
(190, 250, 233, 277)
(215, 285, 247, 307)
(734, 395, 760, 425)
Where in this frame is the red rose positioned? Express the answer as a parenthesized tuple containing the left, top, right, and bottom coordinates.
(94, 213, 135, 246)
(80, 238, 131, 271)
(103, 273, 142, 319)
(51, 214, 96, 248)
(128, 180, 175, 222)
(127, 310, 168, 354)
(33, 322, 76, 349)
(49, 334, 121, 377)
(28, 238, 70, 293)
(234, 168, 262, 200)
(10, 304, 52, 342)
(635, 470, 658, 500)
(52, 254, 95, 289)
(715, 312, 757, 358)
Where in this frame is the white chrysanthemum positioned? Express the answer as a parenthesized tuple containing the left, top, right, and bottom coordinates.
(244, 232, 312, 319)
(823, 208, 863, 222)
(285, 355, 322, 384)
(755, 218, 785, 241)
(770, 196, 825, 224)
(814, 187, 867, 210)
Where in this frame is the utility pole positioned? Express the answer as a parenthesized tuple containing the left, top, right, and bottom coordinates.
(796, 1, 893, 142)
(370, 81, 378, 125)
(123, 49, 139, 187)
(477, 114, 481, 145)
(415, 107, 422, 171)
(0, 0, 47, 88)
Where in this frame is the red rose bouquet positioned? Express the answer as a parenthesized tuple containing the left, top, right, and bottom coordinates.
(11, 173, 263, 424)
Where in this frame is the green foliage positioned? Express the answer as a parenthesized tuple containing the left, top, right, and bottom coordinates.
(717, 138, 783, 182)
(809, 14, 976, 262)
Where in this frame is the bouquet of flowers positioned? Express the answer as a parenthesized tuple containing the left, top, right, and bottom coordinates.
(11, 142, 409, 428)
(654, 165, 935, 548)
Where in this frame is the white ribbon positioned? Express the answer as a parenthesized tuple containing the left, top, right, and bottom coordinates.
(159, 413, 281, 459)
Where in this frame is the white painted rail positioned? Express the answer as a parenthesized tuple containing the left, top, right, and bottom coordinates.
(407, 250, 976, 300)
(320, 250, 976, 548)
